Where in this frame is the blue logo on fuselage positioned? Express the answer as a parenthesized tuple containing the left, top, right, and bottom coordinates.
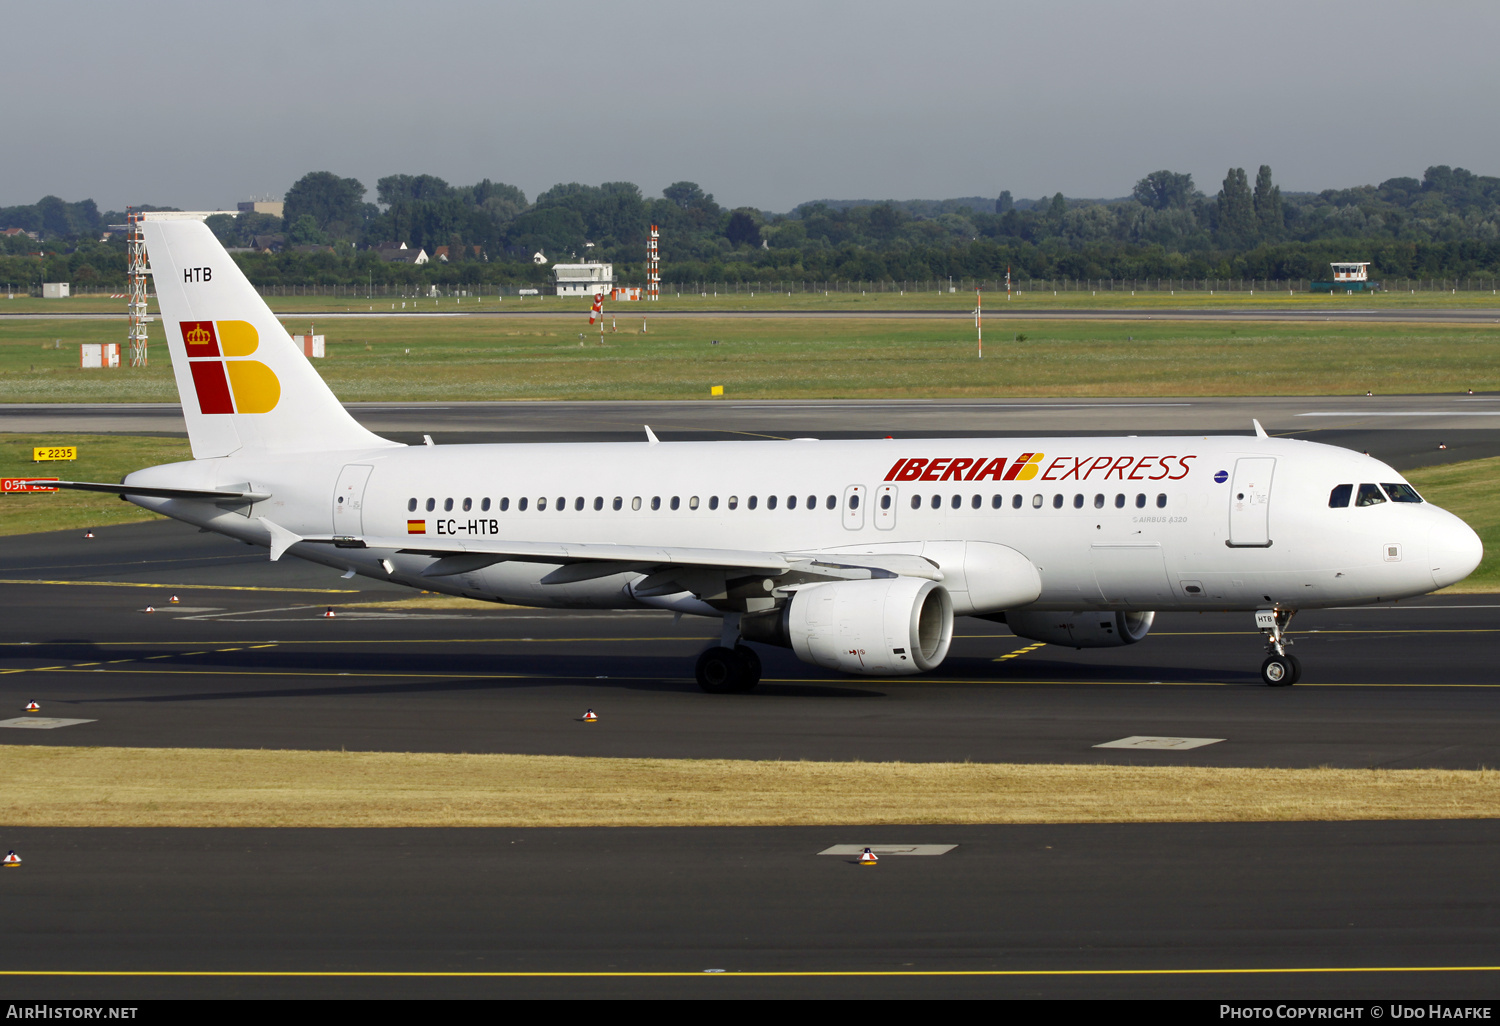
(1213, 470, 1229, 484)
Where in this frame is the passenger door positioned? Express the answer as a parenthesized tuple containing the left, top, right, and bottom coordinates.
(1227, 457, 1275, 547)
(332, 464, 373, 535)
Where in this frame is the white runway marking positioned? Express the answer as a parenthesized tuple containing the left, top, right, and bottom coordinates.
(0, 717, 96, 729)
(1094, 736, 1224, 751)
(818, 844, 957, 856)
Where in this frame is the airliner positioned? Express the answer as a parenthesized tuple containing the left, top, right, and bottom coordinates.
(53, 220, 1483, 690)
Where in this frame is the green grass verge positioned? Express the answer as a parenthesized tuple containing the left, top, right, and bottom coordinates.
(2, 315, 1499, 403)
(1408, 457, 1500, 592)
(0, 434, 191, 535)
(0, 433, 1493, 595)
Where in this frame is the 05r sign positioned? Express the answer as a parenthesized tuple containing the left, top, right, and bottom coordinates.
(2, 478, 59, 493)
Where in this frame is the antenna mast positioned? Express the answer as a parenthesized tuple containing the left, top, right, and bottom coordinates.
(126, 209, 149, 367)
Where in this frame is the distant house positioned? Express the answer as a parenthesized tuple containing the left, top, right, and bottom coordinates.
(2, 228, 39, 241)
(375, 242, 429, 265)
(251, 234, 285, 253)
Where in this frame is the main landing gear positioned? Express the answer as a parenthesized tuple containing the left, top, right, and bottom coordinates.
(695, 613, 763, 693)
(1256, 607, 1300, 686)
(695, 646, 761, 693)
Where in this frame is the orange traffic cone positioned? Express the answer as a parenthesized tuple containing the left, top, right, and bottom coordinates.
(144, 606, 155, 614)
(3, 851, 19, 867)
(24, 701, 39, 713)
(859, 848, 879, 866)
(323, 607, 336, 618)
(582, 709, 598, 723)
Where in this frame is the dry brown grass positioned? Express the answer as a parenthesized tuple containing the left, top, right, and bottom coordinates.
(2, 746, 1496, 828)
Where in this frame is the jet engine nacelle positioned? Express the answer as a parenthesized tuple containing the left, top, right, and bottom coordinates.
(1006, 610, 1155, 649)
(745, 577, 954, 675)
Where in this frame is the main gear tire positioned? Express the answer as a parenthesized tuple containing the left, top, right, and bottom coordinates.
(696, 647, 742, 693)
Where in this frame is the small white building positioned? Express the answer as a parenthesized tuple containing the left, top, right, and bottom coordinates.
(42, 283, 69, 299)
(1331, 262, 1371, 283)
(553, 262, 614, 296)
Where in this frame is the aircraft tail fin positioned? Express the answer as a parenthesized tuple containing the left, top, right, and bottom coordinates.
(142, 219, 399, 459)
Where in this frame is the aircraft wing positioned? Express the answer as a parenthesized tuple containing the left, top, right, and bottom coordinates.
(333, 535, 793, 579)
(299, 531, 941, 590)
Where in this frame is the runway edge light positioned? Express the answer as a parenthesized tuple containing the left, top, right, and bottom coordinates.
(24, 701, 39, 712)
(3, 851, 20, 867)
(169, 595, 179, 604)
(860, 848, 879, 866)
(324, 607, 336, 618)
(582, 709, 598, 723)
(143, 605, 154, 614)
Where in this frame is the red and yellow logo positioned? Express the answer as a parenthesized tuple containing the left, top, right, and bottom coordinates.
(407, 520, 426, 535)
(179, 320, 280, 415)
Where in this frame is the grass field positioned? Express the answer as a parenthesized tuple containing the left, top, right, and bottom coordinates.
(1407, 457, 1500, 592)
(7, 285, 1500, 317)
(1, 745, 1495, 827)
(0, 434, 190, 535)
(2, 314, 1499, 403)
(1, 434, 1495, 592)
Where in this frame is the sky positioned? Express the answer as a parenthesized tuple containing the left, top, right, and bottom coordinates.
(7, 0, 1499, 213)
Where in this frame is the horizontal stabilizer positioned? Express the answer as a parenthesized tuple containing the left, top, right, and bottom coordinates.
(53, 480, 271, 502)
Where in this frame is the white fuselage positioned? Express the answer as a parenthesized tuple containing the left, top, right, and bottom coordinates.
(124, 433, 1481, 615)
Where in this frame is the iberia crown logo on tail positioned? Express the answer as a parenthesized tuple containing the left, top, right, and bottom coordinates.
(179, 320, 280, 414)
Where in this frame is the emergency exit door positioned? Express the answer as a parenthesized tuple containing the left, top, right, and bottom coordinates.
(1227, 457, 1275, 547)
(333, 464, 373, 535)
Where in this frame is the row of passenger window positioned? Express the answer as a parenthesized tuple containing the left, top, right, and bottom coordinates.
(408, 491, 1171, 513)
(409, 494, 837, 513)
(908, 492, 1168, 510)
(1328, 482, 1423, 508)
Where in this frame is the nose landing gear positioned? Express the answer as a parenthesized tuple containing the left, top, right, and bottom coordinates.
(1256, 607, 1300, 686)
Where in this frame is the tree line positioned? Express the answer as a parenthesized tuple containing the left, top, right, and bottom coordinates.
(4, 164, 1500, 288)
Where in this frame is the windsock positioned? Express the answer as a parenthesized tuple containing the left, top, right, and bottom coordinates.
(589, 292, 604, 325)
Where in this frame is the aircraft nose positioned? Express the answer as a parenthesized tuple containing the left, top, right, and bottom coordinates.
(1430, 517, 1483, 590)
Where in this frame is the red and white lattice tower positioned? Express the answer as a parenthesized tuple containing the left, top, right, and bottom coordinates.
(126, 208, 150, 367)
(646, 224, 659, 301)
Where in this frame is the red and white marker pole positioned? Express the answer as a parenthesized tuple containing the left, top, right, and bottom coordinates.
(976, 287, 983, 359)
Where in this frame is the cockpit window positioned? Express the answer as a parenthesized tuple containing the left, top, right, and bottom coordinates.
(1356, 483, 1387, 507)
(1382, 483, 1423, 503)
(1329, 484, 1353, 508)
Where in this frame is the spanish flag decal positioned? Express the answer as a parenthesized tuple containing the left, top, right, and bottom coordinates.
(407, 520, 426, 535)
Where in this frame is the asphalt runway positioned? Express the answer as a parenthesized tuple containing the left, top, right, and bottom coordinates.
(1, 520, 1498, 768)
(2, 522, 1500, 997)
(4, 394, 1500, 469)
(4, 821, 1499, 999)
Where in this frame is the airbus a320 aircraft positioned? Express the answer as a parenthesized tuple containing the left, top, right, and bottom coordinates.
(54, 221, 1482, 690)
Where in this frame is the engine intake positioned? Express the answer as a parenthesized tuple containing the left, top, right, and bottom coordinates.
(742, 577, 954, 675)
(1005, 610, 1155, 649)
